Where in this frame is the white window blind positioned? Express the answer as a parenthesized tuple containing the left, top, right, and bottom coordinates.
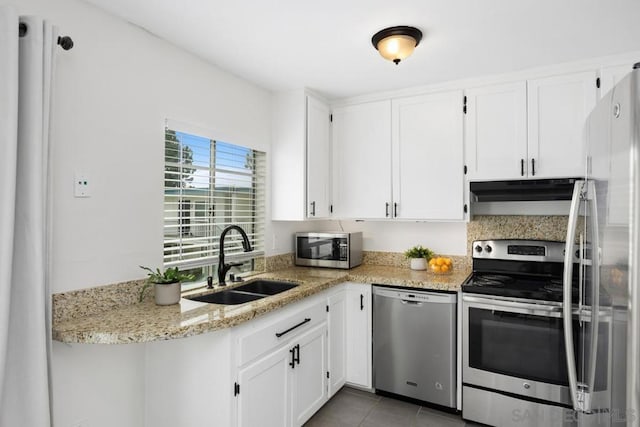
(163, 125, 266, 272)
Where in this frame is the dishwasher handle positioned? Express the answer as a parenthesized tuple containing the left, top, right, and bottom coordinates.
(401, 300, 424, 306)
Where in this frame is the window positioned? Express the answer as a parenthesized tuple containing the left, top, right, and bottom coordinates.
(164, 123, 266, 288)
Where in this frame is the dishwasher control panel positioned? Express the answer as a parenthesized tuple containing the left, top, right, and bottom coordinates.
(372, 286, 456, 304)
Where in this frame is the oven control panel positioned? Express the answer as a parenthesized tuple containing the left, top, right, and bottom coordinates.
(472, 239, 576, 263)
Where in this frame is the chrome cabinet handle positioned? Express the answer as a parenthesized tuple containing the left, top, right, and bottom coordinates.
(563, 180, 585, 411)
(310, 201, 316, 216)
(360, 294, 364, 310)
(521, 159, 525, 176)
(394, 203, 398, 218)
(385, 202, 390, 217)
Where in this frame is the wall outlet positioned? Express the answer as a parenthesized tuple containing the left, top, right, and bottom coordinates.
(74, 173, 91, 198)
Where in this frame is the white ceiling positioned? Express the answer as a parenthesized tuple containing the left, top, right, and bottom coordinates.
(83, 0, 640, 99)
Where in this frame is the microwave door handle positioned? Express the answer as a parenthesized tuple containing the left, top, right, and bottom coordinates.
(586, 181, 600, 407)
(563, 179, 584, 411)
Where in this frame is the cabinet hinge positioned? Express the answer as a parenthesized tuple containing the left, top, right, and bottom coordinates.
(327, 371, 330, 379)
(234, 382, 240, 396)
(329, 114, 333, 123)
(463, 95, 467, 114)
(463, 165, 467, 175)
(596, 77, 601, 89)
(464, 204, 468, 214)
(326, 305, 329, 312)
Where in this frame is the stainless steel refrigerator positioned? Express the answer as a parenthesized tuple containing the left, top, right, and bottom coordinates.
(563, 63, 640, 426)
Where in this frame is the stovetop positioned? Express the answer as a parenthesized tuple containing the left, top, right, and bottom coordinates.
(462, 239, 577, 303)
(462, 272, 577, 303)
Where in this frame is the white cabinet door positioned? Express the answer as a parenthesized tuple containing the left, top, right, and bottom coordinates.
(272, 90, 306, 221)
(327, 290, 346, 397)
(345, 283, 372, 388)
(291, 323, 328, 427)
(307, 95, 331, 219)
(332, 101, 392, 219)
(237, 345, 291, 427)
(527, 71, 597, 178)
(464, 81, 528, 180)
(392, 90, 464, 220)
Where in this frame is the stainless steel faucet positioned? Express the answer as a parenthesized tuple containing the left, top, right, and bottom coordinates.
(217, 225, 253, 286)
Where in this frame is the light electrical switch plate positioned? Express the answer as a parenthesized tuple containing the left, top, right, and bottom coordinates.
(74, 173, 91, 198)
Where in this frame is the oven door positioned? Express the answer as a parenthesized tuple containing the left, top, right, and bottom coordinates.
(462, 294, 611, 408)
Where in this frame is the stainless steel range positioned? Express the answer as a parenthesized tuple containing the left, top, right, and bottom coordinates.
(461, 239, 612, 427)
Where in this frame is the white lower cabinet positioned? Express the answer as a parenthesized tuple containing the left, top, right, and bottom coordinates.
(345, 283, 372, 388)
(327, 289, 347, 397)
(291, 324, 328, 425)
(237, 343, 291, 427)
(237, 323, 327, 427)
(233, 295, 330, 427)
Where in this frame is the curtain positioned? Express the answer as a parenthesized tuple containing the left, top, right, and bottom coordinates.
(0, 6, 57, 427)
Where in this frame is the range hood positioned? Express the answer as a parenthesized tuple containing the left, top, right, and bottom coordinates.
(470, 178, 581, 202)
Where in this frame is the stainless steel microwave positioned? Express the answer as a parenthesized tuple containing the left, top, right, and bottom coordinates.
(295, 232, 362, 269)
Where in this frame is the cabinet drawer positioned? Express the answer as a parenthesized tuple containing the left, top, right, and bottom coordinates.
(237, 299, 326, 366)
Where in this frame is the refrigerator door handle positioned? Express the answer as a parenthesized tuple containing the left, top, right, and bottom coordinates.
(586, 180, 600, 407)
(563, 179, 585, 411)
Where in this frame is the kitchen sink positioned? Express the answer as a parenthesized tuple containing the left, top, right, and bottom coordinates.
(189, 290, 264, 305)
(232, 280, 298, 295)
(188, 279, 299, 305)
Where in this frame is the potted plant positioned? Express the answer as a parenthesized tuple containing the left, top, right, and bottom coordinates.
(403, 245, 434, 271)
(139, 266, 195, 305)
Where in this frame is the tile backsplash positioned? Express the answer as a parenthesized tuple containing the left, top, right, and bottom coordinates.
(467, 215, 570, 256)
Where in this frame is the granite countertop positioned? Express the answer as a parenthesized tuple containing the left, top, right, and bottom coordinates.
(52, 264, 471, 345)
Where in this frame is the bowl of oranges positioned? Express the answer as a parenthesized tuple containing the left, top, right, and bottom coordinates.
(429, 256, 453, 274)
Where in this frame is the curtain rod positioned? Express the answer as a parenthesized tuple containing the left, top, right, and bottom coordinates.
(18, 22, 74, 50)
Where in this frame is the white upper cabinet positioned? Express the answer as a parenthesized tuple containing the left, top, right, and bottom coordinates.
(527, 70, 598, 178)
(306, 95, 331, 218)
(392, 90, 465, 220)
(465, 71, 598, 181)
(332, 100, 392, 219)
(464, 82, 528, 180)
(272, 90, 331, 221)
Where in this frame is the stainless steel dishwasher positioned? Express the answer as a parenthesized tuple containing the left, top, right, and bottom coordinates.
(373, 285, 456, 409)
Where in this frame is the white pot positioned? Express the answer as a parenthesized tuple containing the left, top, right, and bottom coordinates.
(154, 282, 182, 305)
(410, 258, 427, 271)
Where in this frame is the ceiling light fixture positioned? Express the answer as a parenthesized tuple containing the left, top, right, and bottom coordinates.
(371, 26, 423, 65)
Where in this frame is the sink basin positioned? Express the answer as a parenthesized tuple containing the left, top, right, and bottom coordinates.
(188, 280, 299, 305)
(189, 290, 264, 305)
(233, 280, 298, 295)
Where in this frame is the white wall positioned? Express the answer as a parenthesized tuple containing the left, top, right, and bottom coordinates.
(334, 220, 467, 255)
(2, 0, 274, 426)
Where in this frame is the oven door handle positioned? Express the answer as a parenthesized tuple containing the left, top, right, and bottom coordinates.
(462, 296, 563, 316)
(563, 179, 584, 412)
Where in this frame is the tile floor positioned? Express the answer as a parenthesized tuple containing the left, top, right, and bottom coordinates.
(304, 387, 478, 427)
